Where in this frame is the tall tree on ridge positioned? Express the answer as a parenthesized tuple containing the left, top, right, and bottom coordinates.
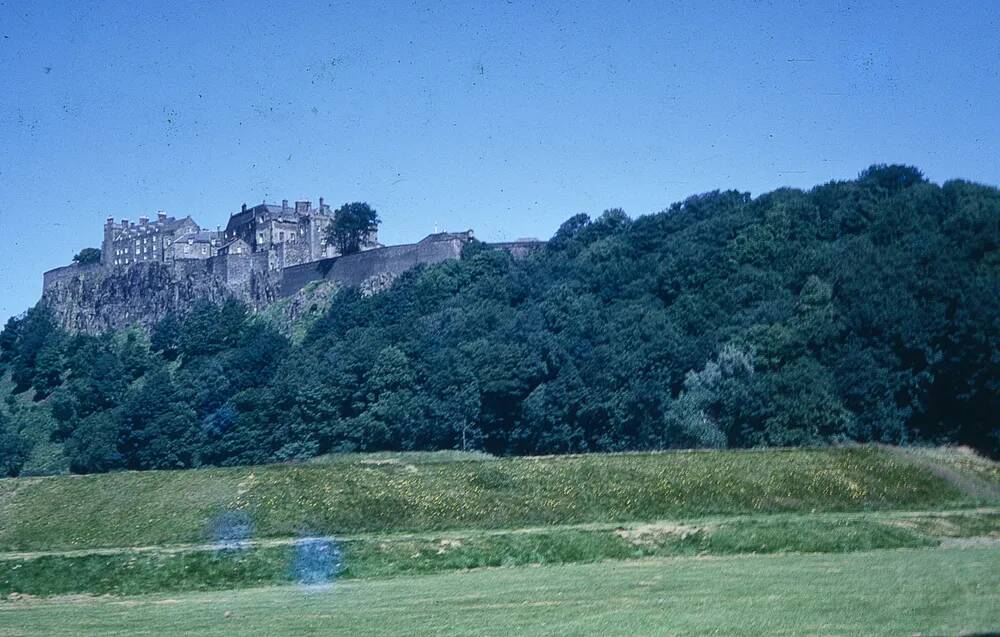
(327, 202, 380, 255)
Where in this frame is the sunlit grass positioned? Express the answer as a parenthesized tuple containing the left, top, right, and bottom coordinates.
(0, 446, 989, 553)
(3, 508, 997, 597)
(1, 546, 997, 636)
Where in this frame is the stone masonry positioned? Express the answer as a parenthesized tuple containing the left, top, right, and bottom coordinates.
(41, 201, 544, 333)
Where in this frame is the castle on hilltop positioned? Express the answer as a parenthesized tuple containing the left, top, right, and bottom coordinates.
(41, 197, 542, 333)
(101, 197, 377, 271)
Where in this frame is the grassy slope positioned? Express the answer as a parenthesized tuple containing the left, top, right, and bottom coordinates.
(0, 447, 980, 553)
(888, 445, 1000, 501)
(5, 509, 1000, 597)
(1, 547, 997, 636)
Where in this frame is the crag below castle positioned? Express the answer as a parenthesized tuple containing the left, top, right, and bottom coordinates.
(42, 231, 541, 333)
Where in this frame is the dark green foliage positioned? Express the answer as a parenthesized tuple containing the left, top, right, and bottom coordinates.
(326, 201, 380, 255)
(5, 306, 60, 396)
(0, 413, 29, 476)
(71, 247, 101, 265)
(150, 311, 182, 360)
(65, 411, 123, 473)
(0, 165, 997, 471)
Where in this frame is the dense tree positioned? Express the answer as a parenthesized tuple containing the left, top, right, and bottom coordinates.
(0, 413, 29, 477)
(326, 202, 380, 255)
(150, 312, 182, 361)
(72, 248, 102, 265)
(66, 411, 123, 473)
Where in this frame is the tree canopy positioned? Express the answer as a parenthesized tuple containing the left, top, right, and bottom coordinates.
(0, 165, 996, 476)
(72, 248, 101, 265)
(326, 202, 380, 255)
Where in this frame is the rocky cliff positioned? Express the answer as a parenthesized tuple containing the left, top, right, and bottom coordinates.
(41, 260, 279, 333)
(40, 233, 543, 334)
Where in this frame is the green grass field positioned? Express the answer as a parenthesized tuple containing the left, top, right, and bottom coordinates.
(1, 546, 997, 636)
(0, 446, 984, 552)
(4, 508, 999, 597)
(0, 445, 997, 633)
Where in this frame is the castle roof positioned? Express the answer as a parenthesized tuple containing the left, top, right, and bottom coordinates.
(114, 215, 197, 241)
(420, 230, 476, 243)
(225, 202, 331, 233)
(216, 238, 251, 254)
(173, 230, 218, 244)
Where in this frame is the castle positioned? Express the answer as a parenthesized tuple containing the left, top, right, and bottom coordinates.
(41, 197, 542, 333)
(101, 198, 376, 271)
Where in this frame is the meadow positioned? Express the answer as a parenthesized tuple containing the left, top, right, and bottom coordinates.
(0, 446, 983, 552)
(0, 445, 997, 633)
(3, 508, 999, 597)
(1, 546, 997, 636)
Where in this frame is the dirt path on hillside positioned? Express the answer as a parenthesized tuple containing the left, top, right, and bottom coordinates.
(0, 536, 338, 561)
(2, 507, 998, 562)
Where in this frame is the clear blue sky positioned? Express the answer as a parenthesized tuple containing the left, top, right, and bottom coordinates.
(1, 1, 998, 323)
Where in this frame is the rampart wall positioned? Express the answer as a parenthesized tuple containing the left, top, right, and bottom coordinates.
(40, 234, 542, 333)
(278, 235, 466, 298)
(41, 262, 103, 289)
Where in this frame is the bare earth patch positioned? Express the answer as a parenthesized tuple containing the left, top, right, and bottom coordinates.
(613, 522, 706, 547)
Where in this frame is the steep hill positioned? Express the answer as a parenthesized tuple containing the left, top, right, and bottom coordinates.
(0, 164, 997, 475)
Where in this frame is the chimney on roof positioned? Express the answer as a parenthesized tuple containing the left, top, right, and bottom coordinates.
(139, 216, 149, 226)
(295, 200, 311, 214)
(122, 218, 129, 228)
(282, 199, 288, 212)
(158, 211, 167, 222)
(241, 203, 247, 213)
(319, 197, 325, 211)
(106, 216, 115, 226)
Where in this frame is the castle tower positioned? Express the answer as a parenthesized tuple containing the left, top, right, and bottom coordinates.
(101, 217, 118, 267)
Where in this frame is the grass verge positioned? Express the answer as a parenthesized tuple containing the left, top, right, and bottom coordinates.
(0, 546, 997, 636)
(2, 509, 996, 597)
(1, 446, 989, 553)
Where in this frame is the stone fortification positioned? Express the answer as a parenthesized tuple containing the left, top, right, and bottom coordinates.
(278, 232, 471, 297)
(40, 195, 545, 333)
(41, 229, 542, 333)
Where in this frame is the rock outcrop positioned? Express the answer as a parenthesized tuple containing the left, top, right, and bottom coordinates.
(40, 232, 545, 334)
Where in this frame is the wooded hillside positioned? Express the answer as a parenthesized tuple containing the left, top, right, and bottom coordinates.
(1, 165, 997, 474)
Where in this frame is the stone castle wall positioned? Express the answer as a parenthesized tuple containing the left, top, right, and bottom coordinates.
(40, 234, 542, 333)
(278, 234, 468, 297)
(41, 262, 104, 290)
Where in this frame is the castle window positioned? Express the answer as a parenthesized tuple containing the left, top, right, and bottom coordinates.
(279, 232, 284, 241)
